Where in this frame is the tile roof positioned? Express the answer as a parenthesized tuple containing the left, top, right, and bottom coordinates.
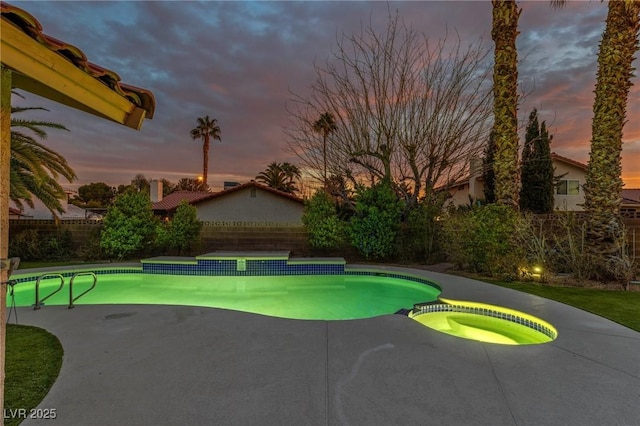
(152, 191, 211, 211)
(153, 181, 304, 213)
(621, 189, 640, 205)
(1, 1, 155, 119)
(551, 152, 587, 171)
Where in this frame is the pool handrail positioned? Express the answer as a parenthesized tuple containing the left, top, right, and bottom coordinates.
(68, 272, 97, 309)
(34, 273, 64, 310)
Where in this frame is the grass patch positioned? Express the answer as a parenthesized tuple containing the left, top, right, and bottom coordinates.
(482, 279, 640, 332)
(4, 324, 63, 426)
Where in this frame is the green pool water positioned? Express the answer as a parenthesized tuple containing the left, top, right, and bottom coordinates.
(8, 273, 441, 320)
(412, 312, 553, 345)
(410, 299, 557, 345)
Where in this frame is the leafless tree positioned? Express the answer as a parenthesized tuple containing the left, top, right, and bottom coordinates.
(285, 12, 493, 206)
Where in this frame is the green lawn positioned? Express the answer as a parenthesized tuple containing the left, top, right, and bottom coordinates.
(4, 324, 63, 426)
(481, 279, 640, 332)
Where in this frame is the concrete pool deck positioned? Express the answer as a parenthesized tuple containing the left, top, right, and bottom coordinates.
(10, 267, 640, 426)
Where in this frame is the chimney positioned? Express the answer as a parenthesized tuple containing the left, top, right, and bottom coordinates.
(150, 179, 163, 203)
(468, 158, 484, 201)
(469, 157, 484, 178)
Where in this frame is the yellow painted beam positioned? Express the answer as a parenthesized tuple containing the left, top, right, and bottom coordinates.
(1, 18, 146, 130)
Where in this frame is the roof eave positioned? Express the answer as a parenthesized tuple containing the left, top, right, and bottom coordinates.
(1, 17, 149, 130)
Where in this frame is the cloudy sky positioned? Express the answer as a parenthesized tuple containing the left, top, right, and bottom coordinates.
(10, 0, 640, 190)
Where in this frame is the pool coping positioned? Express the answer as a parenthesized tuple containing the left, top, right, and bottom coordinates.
(9, 263, 142, 280)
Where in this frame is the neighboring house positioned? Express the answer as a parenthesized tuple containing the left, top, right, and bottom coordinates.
(152, 180, 304, 225)
(444, 153, 640, 214)
(551, 153, 588, 211)
(621, 189, 640, 218)
(8, 207, 31, 219)
(10, 189, 102, 220)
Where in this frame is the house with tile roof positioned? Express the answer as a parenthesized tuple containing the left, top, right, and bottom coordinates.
(152, 181, 304, 225)
(621, 189, 640, 218)
(8, 207, 30, 219)
(444, 153, 640, 214)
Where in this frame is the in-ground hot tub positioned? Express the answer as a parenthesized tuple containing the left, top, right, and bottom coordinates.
(409, 298, 557, 345)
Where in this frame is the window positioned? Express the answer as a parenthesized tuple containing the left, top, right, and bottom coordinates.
(250, 188, 256, 198)
(556, 179, 580, 195)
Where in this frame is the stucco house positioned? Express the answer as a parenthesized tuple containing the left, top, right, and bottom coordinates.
(443, 153, 639, 213)
(621, 189, 640, 218)
(152, 180, 304, 225)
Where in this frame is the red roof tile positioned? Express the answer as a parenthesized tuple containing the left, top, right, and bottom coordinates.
(152, 191, 211, 211)
(622, 189, 640, 205)
(153, 181, 304, 213)
(551, 153, 587, 171)
(1, 2, 155, 118)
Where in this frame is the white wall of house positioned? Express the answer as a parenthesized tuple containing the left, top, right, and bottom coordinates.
(444, 157, 588, 211)
(553, 161, 586, 211)
(447, 180, 484, 208)
(195, 187, 304, 224)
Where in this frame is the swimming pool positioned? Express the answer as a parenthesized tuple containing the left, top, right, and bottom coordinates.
(7, 253, 557, 345)
(8, 272, 442, 320)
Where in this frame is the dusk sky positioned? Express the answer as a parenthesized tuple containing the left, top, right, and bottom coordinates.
(10, 0, 640, 191)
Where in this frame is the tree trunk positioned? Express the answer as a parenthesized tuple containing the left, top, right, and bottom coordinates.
(583, 1, 640, 264)
(323, 133, 327, 188)
(491, 0, 521, 208)
(202, 134, 209, 186)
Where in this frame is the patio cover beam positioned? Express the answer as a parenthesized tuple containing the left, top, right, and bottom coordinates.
(1, 17, 148, 130)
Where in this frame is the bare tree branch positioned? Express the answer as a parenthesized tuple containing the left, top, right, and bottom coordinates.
(285, 12, 493, 206)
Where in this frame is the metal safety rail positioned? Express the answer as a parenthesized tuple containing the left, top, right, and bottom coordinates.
(34, 273, 64, 310)
(68, 272, 97, 309)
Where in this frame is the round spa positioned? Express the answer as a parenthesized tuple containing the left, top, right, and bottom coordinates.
(409, 298, 557, 345)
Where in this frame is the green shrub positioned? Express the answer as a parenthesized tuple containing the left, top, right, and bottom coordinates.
(9, 229, 42, 260)
(441, 204, 525, 278)
(302, 190, 344, 250)
(396, 197, 445, 263)
(77, 228, 104, 261)
(42, 230, 73, 262)
(100, 190, 158, 259)
(157, 201, 202, 255)
(349, 181, 403, 260)
(440, 209, 473, 269)
(9, 229, 72, 262)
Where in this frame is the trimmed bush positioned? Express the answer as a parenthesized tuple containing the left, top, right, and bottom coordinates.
(396, 197, 445, 263)
(302, 190, 344, 250)
(9, 229, 72, 262)
(349, 181, 403, 260)
(441, 204, 525, 278)
(157, 201, 202, 255)
(100, 190, 158, 259)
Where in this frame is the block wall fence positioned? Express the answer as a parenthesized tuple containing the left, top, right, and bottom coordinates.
(8, 220, 313, 255)
(9, 217, 640, 259)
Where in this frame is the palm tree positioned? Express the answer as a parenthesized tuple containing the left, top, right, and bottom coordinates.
(553, 1, 640, 263)
(10, 106, 77, 217)
(491, 0, 521, 208)
(255, 162, 301, 194)
(189, 115, 221, 187)
(583, 1, 640, 261)
(312, 112, 337, 187)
